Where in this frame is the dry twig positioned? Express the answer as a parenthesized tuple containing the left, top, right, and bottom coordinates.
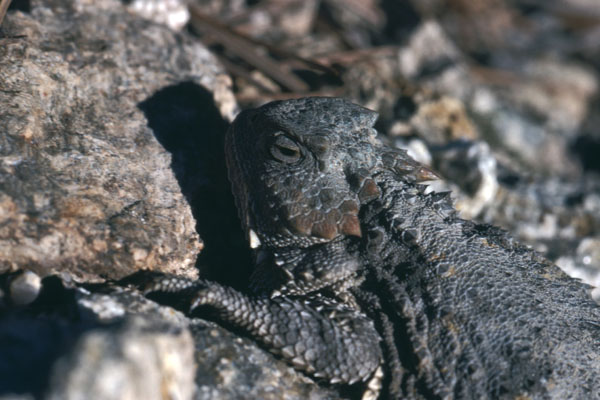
(189, 4, 309, 93)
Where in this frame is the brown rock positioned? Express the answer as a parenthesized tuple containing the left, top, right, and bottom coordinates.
(0, 0, 236, 282)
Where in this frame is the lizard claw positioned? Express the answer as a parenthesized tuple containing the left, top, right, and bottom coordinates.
(188, 281, 222, 315)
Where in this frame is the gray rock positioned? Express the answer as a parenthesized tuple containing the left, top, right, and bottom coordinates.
(0, 285, 338, 400)
(191, 321, 342, 400)
(0, 0, 237, 282)
(429, 140, 499, 220)
(389, 20, 596, 178)
(0, 285, 197, 399)
(46, 309, 196, 400)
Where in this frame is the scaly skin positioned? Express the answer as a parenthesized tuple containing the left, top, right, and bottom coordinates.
(145, 97, 600, 399)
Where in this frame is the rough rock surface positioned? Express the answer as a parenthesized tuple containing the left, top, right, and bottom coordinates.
(45, 296, 196, 400)
(0, 0, 238, 282)
(190, 319, 340, 400)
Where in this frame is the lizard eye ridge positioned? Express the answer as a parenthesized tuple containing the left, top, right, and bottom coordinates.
(270, 134, 302, 163)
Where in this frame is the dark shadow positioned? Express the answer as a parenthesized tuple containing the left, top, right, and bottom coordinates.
(379, 0, 421, 44)
(572, 134, 600, 173)
(572, 95, 600, 173)
(0, 276, 95, 397)
(138, 82, 253, 290)
(8, 0, 30, 12)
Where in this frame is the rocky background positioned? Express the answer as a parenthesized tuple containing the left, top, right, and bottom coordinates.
(0, 0, 599, 399)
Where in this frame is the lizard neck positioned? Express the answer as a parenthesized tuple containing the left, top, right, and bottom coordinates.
(249, 238, 363, 297)
(360, 173, 458, 266)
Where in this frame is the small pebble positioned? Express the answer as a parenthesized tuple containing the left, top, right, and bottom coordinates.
(10, 270, 42, 306)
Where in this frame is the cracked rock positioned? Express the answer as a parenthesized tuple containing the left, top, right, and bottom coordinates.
(0, 0, 237, 282)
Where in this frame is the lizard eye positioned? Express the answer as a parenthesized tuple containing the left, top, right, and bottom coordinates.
(270, 134, 302, 163)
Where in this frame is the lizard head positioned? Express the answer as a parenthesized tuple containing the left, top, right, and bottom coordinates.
(225, 97, 436, 251)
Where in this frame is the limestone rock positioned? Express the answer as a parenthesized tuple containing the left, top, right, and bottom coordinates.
(0, 0, 236, 282)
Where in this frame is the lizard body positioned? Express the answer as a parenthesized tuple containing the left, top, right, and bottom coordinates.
(145, 97, 600, 399)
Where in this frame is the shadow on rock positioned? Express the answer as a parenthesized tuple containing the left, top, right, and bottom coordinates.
(572, 95, 600, 174)
(138, 82, 253, 290)
(0, 277, 94, 397)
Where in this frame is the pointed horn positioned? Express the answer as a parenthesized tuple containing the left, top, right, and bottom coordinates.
(382, 150, 440, 182)
(414, 164, 440, 182)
